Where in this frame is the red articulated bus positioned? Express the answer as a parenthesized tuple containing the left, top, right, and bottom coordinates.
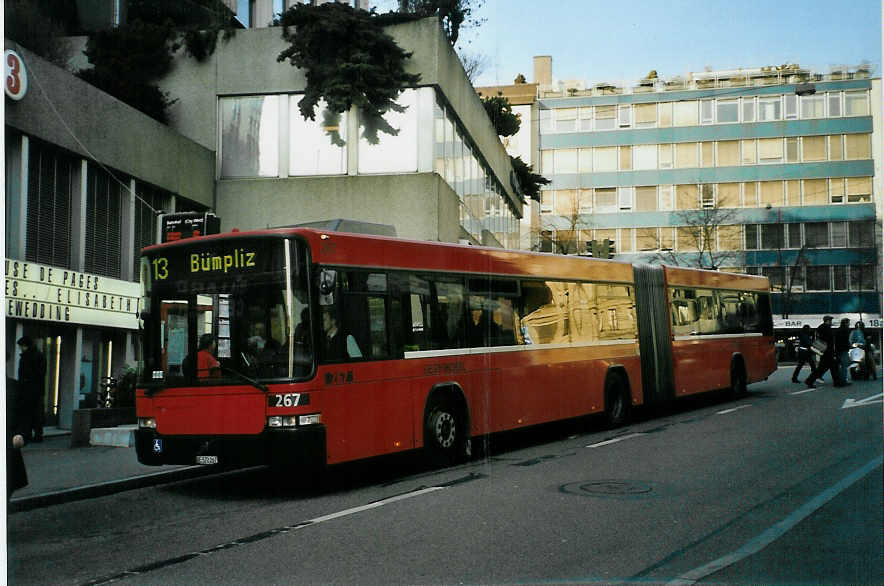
(135, 228, 776, 474)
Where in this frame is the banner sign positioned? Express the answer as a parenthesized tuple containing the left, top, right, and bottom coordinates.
(5, 259, 141, 330)
(774, 314, 883, 330)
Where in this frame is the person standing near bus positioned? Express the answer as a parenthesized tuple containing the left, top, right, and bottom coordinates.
(805, 316, 843, 388)
(834, 318, 852, 385)
(197, 334, 221, 378)
(791, 325, 817, 383)
(7, 350, 31, 500)
(16, 336, 45, 442)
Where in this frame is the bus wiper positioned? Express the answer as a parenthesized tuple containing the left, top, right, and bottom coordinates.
(221, 365, 268, 392)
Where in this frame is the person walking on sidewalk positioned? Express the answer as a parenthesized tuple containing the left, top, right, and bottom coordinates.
(805, 316, 844, 388)
(7, 352, 31, 500)
(792, 325, 817, 383)
(17, 336, 46, 442)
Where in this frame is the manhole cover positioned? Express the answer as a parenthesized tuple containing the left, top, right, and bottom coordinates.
(559, 480, 655, 498)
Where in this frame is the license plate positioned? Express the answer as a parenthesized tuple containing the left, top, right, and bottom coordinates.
(196, 455, 218, 465)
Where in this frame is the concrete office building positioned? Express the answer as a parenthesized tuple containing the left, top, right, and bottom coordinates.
(527, 57, 880, 342)
(5, 14, 520, 429)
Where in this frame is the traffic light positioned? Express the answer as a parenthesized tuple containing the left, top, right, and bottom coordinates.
(604, 238, 615, 258)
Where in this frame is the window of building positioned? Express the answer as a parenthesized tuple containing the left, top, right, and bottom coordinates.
(25, 142, 75, 269)
(717, 99, 739, 123)
(831, 222, 847, 247)
(787, 223, 801, 248)
(658, 102, 673, 127)
(554, 149, 578, 174)
(801, 135, 826, 162)
(555, 108, 578, 132)
(846, 177, 872, 203)
(788, 266, 805, 290)
(595, 105, 616, 130)
(578, 189, 592, 213)
(758, 97, 782, 121)
(634, 103, 657, 128)
(540, 150, 554, 175)
(636, 227, 659, 251)
(594, 188, 617, 213)
(676, 184, 698, 209)
(701, 99, 714, 124)
(85, 166, 123, 279)
(786, 180, 801, 206)
(578, 148, 593, 173)
(850, 266, 876, 291)
(743, 182, 758, 207)
(830, 178, 845, 203)
(619, 228, 634, 252)
(844, 91, 869, 116)
(659, 144, 673, 169)
(829, 135, 844, 160)
(701, 142, 715, 167)
(849, 221, 875, 247)
(785, 137, 799, 163)
(785, 94, 798, 119)
(540, 190, 553, 213)
(800, 94, 825, 119)
(717, 140, 740, 167)
(659, 185, 674, 210)
(806, 266, 830, 291)
(618, 105, 632, 128)
(577, 106, 592, 130)
(220, 95, 280, 178)
(675, 142, 698, 168)
(833, 266, 848, 290)
(827, 93, 842, 117)
(676, 226, 699, 251)
(762, 267, 785, 290)
(674, 101, 699, 126)
(742, 97, 755, 122)
(719, 225, 742, 250)
(618, 187, 634, 210)
(745, 224, 759, 249)
(741, 139, 756, 164)
(555, 189, 577, 215)
(758, 138, 783, 163)
(760, 224, 782, 250)
(633, 144, 657, 170)
(660, 227, 675, 250)
(635, 186, 657, 211)
(619, 145, 632, 170)
(593, 147, 617, 172)
(700, 184, 715, 208)
(360, 89, 420, 174)
(845, 134, 871, 159)
(803, 179, 827, 205)
(759, 181, 782, 207)
(539, 108, 553, 134)
(718, 183, 740, 207)
(805, 222, 829, 247)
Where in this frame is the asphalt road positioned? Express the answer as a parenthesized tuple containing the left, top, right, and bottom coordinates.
(7, 366, 882, 585)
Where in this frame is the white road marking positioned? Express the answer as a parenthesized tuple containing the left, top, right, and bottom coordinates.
(716, 405, 751, 415)
(307, 486, 445, 524)
(586, 433, 646, 448)
(790, 388, 818, 395)
(841, 392, 884, 409)
(667, 455, 884, 585)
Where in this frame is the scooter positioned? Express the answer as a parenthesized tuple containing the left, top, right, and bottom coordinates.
(848, 343, 868, 380)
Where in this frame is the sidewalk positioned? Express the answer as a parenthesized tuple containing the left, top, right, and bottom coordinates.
(8, 427, 217, 512)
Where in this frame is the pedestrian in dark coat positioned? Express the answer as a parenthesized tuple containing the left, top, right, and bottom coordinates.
(7, 354, 31, 500)
(17, 336, 46, 442)
(805, 316, 843, 388)
(791, 325, 817, 383)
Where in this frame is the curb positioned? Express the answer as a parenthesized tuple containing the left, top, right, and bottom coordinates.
(8, 465, 221, 513)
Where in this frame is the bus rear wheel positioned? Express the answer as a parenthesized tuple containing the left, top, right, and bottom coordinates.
(425, 399, 466, 465)
(604, 374, 630, 428)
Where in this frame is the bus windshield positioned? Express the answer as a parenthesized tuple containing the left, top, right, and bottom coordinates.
(139, 237, 312, 387)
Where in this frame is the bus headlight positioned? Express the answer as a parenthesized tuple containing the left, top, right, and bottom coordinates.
(267, 416, 298, 428)
(138, 417, 156, 429)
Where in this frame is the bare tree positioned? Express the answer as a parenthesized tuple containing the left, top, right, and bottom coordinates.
(459, 50, 489, 83)
(653, 201, 742, 270)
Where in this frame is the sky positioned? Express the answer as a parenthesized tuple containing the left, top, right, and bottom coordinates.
(377, 0, 882, 88)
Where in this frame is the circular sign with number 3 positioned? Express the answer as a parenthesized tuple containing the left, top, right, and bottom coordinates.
(5, 49, 28, 101)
